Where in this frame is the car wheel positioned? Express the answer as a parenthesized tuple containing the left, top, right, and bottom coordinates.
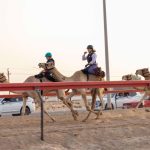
(25, 107, 30, 115)
(20, 107, 31, 115)
(105, 103, 114, 110)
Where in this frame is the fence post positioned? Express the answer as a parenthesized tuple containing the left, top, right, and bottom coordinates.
(35, 88, 44, 141)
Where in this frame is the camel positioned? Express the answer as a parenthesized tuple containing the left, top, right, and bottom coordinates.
(122, 71, 150, 109)
(0, 72, 78, 121)
(38, 62, 106, 121)
(135, 68, 150, 80)
(135, 68, 150, 108)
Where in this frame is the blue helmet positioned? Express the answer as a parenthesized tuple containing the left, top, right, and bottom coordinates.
(45, 52, 52, 57)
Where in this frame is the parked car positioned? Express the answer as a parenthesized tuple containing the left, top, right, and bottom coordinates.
(0, 97, 35, 116)
(123, 96, 150, 109)
(96, 92, 142, 110)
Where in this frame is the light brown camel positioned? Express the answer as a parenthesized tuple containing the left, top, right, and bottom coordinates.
(122, 71, 150, 109)
(0, 72, 78, 121)
(135, 68, 150, 108)
(38, 63, 106, 121)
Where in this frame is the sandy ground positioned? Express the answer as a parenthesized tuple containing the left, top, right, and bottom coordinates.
(1, 108, 150, 150)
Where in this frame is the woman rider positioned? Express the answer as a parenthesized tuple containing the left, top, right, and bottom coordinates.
(82, 45, 98, 75)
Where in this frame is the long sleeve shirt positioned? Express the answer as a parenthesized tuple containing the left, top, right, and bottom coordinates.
(82, 53, 97, 65)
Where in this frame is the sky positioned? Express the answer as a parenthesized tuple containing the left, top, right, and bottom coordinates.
(0, 0, 150, 82)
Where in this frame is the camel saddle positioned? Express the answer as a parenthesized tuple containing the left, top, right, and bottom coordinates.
(34, 72, 57, 82)
(82, 67, 105, 80)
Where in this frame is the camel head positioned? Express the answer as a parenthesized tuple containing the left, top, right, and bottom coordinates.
(38, 63, 47, 69)
(0, 73, 7, 83)
(122, 74, 141, 80)
(135, 68, 149, 77)
(38, 62, 54, 70)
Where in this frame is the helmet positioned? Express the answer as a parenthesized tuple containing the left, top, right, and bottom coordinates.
(87, 45, 93, 50)
(45, 52, 52, 57)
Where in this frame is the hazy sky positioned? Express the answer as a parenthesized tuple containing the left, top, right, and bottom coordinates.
(0, 0, 150, 82)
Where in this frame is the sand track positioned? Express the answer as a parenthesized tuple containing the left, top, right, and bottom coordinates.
(0, 109, 150, 150)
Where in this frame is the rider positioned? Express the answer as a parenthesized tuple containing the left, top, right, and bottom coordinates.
(45, 52, 55, 66)
(82, 45, 98, 75)
(35, 52, 57, 82)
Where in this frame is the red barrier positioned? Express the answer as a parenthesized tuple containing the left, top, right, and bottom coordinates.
(0, 80, 150, 91)
(0, 90, 143, 98)
(0, 81, 147, 98)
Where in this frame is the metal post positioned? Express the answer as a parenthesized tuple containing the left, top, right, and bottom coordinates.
(7, 68, 10, 95)
(103, 0, 111, 109)
(36, 88, 44, 141)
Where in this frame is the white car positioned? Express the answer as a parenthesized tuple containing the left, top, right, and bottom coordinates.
(0, 97, 36, 116)
(96, 92, 142, 109)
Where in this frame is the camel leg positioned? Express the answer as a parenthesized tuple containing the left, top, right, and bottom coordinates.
(60, 90, 79, 120)
(135, 93, 147, 109)
(21, 96, 27, 115)
(43, 109, 55, 122)
(82, 88, 98, 122)
(81, 92, 91, 111)
(96, 88, 104, 119)
(60, 96, 78, 121)
(97, 88, 105, 110)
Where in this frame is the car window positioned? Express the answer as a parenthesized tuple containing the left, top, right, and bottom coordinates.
(115, 93, 124, 98)
(17, 97, 23, 101)
(124, 92, 129, 97)
(2, 98, 11, 103)
(2, 98, 19, 103)
(128, 92, 137, 97)
(10, 98, 17, 102)
(115, 92, 129, 99)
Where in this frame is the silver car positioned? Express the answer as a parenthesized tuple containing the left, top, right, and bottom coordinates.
(0, 97, 35, 116)
(96, 92, 142, 110)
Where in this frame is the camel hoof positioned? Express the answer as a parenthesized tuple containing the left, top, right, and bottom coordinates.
(73, 116, 78, 121)
(74, 110, 79, 116)
(82, 119, 87, 122)
(145, 109, 150, 112)
(74, 118, 78, 121)
(95, 117, 99, 120)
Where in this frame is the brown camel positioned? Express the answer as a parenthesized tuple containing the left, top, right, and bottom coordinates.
(135, 68, 150, 108)
(0, 72, 78, 121)
(38, 63, 105, 121)
(122, 71, 150, 109)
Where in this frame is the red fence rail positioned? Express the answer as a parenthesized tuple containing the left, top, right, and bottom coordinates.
(0, 80, 148, 98)
(0, 80, 150, 91)
(0, 90, 144, 98)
